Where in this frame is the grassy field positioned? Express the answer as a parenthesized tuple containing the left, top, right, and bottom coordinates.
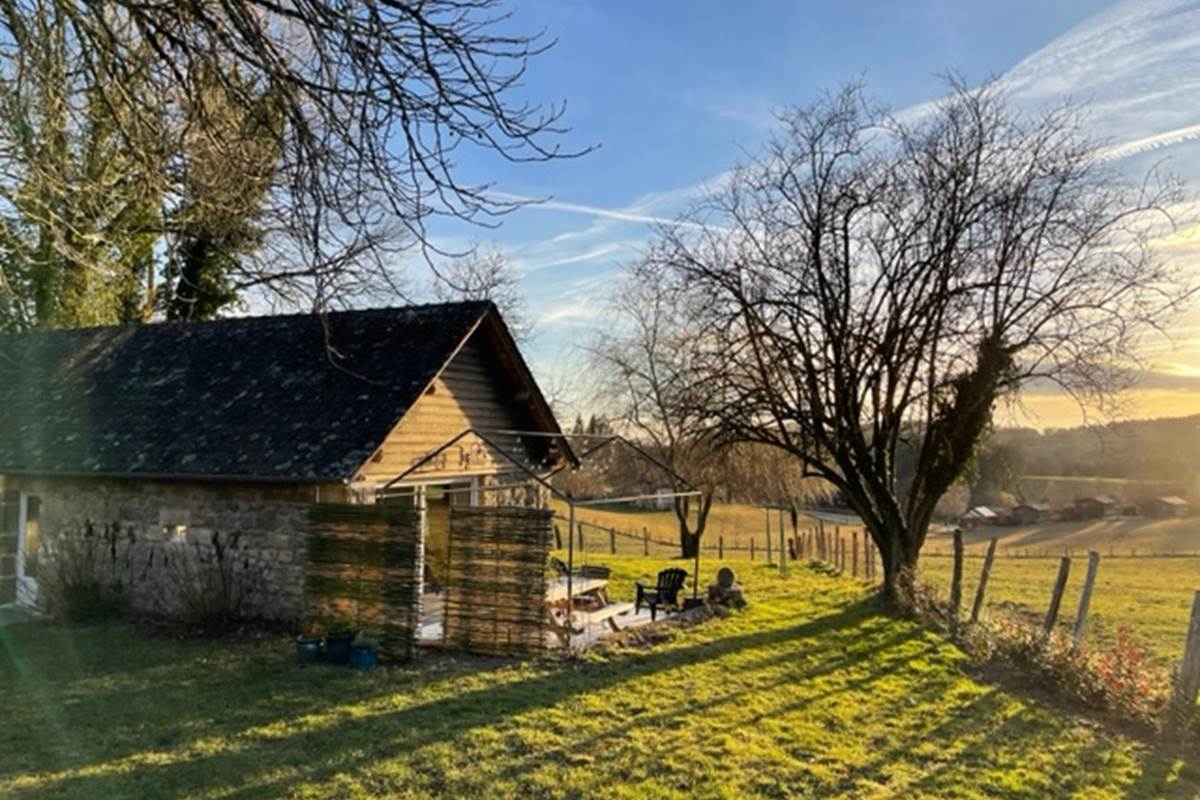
(556, 501, 1200, 666)
(924, 517, 1200, 557)
(2, 557, 1197, 799)
(550, 499, 772, 549)
(917, 554, 1200, 665)
(557, 501, 1200, 557)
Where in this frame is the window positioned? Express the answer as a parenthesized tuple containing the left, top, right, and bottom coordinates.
(159, 509, 191, 543)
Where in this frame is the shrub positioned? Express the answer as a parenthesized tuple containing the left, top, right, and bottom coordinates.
(962, 617, 1171, 727)
(148, 530, 271, 633)
(38, 521, 136, 622)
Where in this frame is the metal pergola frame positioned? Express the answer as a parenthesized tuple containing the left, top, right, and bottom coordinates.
(379, 427, 705, 645)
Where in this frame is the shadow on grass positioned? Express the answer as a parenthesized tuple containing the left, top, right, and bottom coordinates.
(2, 590, 1196, 799)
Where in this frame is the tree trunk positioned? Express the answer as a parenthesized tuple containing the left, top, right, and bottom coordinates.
(674, 492, 713, 560)
(680, 530, 701, 559)
(875, 528, 921, 606)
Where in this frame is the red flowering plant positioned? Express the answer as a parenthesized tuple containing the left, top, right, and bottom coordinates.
(961, 617, 1171, 727)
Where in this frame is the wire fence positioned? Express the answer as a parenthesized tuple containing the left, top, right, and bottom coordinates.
(553, 516, 884, 570)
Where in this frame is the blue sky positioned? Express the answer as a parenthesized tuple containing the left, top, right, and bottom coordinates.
(420, 0, 1200, 427)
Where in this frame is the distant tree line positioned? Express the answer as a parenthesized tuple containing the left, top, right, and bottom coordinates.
(967, 416, 1200, 505)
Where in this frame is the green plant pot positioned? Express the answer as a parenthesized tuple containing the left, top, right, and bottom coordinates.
(295, 637, 321, 665)
(324, 631, 356, 664)
(349, 644, 378, 670)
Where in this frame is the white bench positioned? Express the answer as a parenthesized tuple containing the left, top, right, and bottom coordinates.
(578, 601, 636, 632)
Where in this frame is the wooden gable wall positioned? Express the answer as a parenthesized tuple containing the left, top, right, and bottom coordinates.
(354, 329, 537, 486)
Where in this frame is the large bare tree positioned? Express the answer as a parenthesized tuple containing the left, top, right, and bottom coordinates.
(650, 81, 1190, 599)
(0, 1, 579, 326)
(431, 246, 531, 340)
(587, 263, 717, 558)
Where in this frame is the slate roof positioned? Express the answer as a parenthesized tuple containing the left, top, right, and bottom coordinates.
(0, 302, 513, 481)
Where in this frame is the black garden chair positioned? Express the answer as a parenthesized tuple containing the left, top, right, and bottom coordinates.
(635, 567, 688, 621)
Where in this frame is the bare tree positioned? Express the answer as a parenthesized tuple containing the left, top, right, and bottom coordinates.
(587, 262, 717, 558)
(0, 1, 582, 322)
(431, 246, 531, 339)
(651, 81, 1190, 600)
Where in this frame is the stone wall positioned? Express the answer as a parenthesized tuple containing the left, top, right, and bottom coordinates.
(2, 475, 343, 622)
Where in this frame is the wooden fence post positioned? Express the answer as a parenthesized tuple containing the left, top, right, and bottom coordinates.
(750, 538, 755, 561)
(643, 528, 649, 556)
(818, 520, 826, 559)
(779, 512, 788, 578)
(718, 535, 724, 559)
(554, 524, 563, 550)
(1171, 591, 1200, 724)
(791, 508, 799, 561)
(970, 538, 998, 624)
(764, 510, 771, 562)
(852, 531, 859, 578)
(949, 529, 964, 635)
(578, 522, 585, 551)
(1043, 556, 1071, 636)
(1072, 551, 1101, 643)
(609, 528, 617, 555)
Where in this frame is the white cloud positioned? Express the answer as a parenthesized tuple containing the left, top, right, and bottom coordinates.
(511, 241, 634, 274)
(515, 0, 1200, 396)
(996, 0, 1200, 156)
(1096, 124, 1200, 162)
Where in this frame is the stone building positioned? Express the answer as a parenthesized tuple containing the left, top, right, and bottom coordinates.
(0, 302, 568, 619)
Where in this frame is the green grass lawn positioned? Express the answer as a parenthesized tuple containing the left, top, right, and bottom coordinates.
(556, 499, 1199, 667)
(1, 557, 1196, 799)
(918, 554, 1200, 666)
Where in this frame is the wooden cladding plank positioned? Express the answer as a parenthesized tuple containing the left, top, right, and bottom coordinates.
(443, 506, 552, 657)
(358, 333, 536, 484)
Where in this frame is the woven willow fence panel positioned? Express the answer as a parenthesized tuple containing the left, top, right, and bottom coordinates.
(444, 507, 552, 657)
(305, 504, 422, 661)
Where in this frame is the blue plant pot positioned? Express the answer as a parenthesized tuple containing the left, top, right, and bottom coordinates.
(349, 644, 378, 670)
(324, 632, 356, 664)
(295, 637, 321, 665)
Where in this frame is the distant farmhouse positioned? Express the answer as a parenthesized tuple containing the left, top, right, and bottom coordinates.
(1011, 502, 1052, 525)
(1143, 496, 1190, 518)
(959, 505, 999, 528)
(1075, 495, 1118, 520)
